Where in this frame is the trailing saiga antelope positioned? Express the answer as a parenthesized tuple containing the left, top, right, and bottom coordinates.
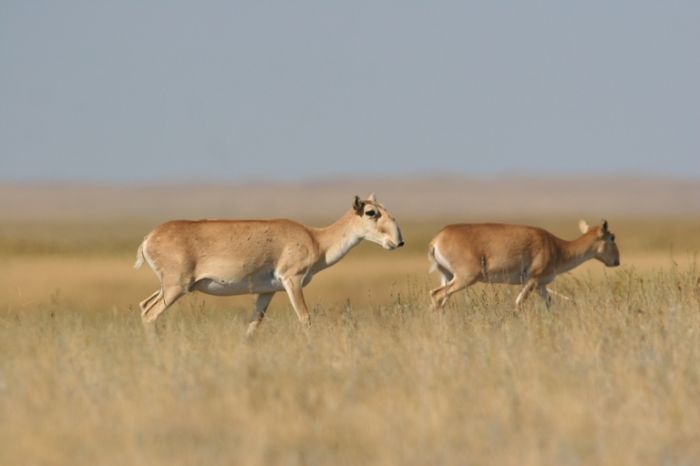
(134, 194, 404, 335)
(428, 219, 620, 310)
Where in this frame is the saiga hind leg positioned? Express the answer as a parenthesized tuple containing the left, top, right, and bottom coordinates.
(515, 279, 538, 310)
(141, 285, 188, 323)
(430, 274, 478, 311)
(536, 285, 552, 309)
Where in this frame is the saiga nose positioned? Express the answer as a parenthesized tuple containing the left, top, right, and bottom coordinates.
(398, 241, 405, 248)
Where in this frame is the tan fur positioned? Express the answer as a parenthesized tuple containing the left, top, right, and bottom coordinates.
(135, 194, 403, 335)
(429, 220, 620, 310)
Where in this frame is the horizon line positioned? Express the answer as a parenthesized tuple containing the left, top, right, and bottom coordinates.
(2, 171, 700, 187)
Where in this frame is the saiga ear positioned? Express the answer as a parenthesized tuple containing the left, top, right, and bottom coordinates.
(367, 193, 377, 203)
(353, 195, 364, 215)
(597, 219, 609, 238)
(578, 219, 590, 234)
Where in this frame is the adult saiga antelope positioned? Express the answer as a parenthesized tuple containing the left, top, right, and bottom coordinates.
(134, 194, 404, 335)
(429, 219, 620, 310)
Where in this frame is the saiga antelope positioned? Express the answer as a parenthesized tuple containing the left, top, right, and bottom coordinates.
(134, 194, 404, 335)
(429, 219, 620, 310)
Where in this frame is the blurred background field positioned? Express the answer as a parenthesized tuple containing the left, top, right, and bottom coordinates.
(1, 216, 699, 313)
(2, 177, 699, 313)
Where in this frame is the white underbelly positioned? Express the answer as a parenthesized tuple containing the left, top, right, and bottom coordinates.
(479, 270, 530, 285)
(192, 272, 314, 296)
(479, 271, 553, 285)
(193, 276, 284, 296)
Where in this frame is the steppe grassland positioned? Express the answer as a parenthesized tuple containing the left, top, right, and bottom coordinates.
(1, 217, 699, 465)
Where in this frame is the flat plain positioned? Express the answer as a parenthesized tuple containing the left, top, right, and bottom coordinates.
(1, 179, 699, 465)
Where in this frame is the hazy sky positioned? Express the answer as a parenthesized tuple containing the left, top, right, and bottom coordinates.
(1, 1, 698, 182)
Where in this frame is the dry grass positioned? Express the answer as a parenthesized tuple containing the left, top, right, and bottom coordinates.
(1, 217, 700, 465)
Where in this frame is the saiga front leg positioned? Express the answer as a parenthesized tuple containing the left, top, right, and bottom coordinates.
(246, 292, 275, 337)
(280, 275, 311, 328)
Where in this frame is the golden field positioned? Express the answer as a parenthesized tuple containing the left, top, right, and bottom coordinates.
(1, 211, 700, 465)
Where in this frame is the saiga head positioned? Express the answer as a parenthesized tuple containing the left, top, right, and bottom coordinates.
(579, 219, 620, 267)
(352, 194, 404, 250)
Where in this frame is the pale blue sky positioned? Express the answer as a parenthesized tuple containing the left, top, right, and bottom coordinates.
(1, 1, 698, 182)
